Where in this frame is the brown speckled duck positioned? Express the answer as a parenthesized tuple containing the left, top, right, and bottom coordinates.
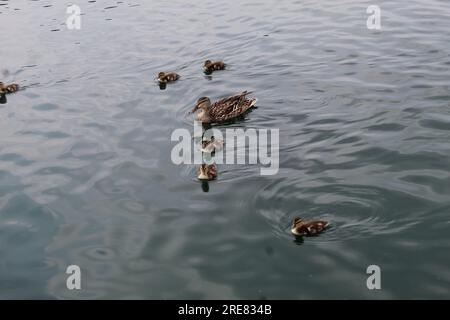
(197, 163, 217, 181)
(0, 82, 19, 94)
(291, 217, 330, 237)
(191, 91, 257, 124)
(203, 60, 226, 73)
(157, 72, 180, 83)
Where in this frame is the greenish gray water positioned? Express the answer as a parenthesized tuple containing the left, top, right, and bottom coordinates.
(1, 0, 450, 299)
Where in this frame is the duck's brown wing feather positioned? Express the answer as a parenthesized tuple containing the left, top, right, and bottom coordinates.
(0, 83, 19, 93)
(213, 62, 226, 70)
(304, 220, 329, 232)
(6, 84, 19, 93)
(209, 164, 217, 177)
(209, 91, 255, 123)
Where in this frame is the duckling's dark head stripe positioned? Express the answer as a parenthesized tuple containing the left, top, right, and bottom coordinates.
(197, 97, 209, 105)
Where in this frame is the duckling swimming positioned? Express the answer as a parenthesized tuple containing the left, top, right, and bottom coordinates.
(201, 136, 224, 153)
(0, 82, 19, 94)
(291, 217, 330, 237)
(156, 72, 180, 83)
(203, 60, 226, 73)
(197, 163, 217, 181)
(191, 91, 257, 124)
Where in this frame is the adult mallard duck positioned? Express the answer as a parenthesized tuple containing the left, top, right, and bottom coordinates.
(156, 72, 180, 83)
(197, 163, 217, 181)
(0, 82, 19, 94)
(201, 136, 224, 153)
(204, 60, 226, 73)
(191, 91, 257, 124)
(291, 217, 330, 237)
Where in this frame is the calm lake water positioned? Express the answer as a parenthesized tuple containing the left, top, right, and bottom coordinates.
(1, 0, 450, 299)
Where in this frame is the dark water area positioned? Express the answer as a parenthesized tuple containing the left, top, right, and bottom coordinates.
(1, 0, 450, 299)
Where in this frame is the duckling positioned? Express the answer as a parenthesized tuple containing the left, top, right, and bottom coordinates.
(197, 163, 217, 181)
(203, 60, 226, 73)
(191, 91, 257, 124)
(291, 217, 330, 237)
(201, 136, 224, 153)
(156, 72, 180, 83)
(0, 82, 19, 94)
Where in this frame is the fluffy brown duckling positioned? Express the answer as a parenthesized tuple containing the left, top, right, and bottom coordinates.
(203, 60, 226, 73)
(0, 82, 19, 94)
(191, 91, 257, 124)
(197, 163, 217, 181)
(201, 136, 224, 153)
(291, 217, 330, 237)
(157, 72, 180, 83)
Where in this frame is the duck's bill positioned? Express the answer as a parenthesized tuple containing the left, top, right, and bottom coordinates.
(190, 105, 199, 113)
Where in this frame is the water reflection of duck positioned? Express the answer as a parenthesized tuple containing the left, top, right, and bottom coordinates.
(203, 60, 226, 74)
(158, 82, 167, 90)
(200, 181, 210, 192)
(290, 217, 330, 237)
(191, 91, 257, 124)
(0, 93, 6, 104)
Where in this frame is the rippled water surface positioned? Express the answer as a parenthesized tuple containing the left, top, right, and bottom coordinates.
(1, 0, 450, 299)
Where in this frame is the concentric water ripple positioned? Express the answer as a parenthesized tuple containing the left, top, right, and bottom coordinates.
(254, 179, 430, 242)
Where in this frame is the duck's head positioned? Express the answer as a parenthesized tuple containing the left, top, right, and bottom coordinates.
(201, 138, 211, 149)
(291, 217, 305, 235)
(292, 217, 304, 226)
(157, 72, 166, 80)
(198, 164, 212, 180)
(191, 96, 211, 113)
(204, 60, 212, 69)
